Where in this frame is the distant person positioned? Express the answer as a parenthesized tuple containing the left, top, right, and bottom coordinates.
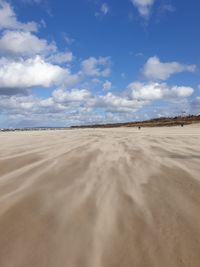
(138, 126, 141, 130)
(181, 124, 184, 127)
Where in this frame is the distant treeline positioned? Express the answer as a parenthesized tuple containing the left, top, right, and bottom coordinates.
(71, 115, 200, 129)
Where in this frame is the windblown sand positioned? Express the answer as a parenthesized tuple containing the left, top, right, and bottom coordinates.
(0, 125, 200, 267)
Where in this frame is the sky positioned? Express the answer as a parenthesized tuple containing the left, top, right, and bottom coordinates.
(0, 0, 200, 127)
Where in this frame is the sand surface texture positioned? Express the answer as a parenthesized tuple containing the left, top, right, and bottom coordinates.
(0, 125, 200, 267)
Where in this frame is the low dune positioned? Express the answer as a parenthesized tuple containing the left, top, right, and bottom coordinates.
(0, 125, 200, 267)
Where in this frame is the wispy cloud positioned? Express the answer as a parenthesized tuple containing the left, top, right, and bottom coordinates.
(95, 2, 110, 17)
(64, 34, 74, 45)
(131, 0, 155, 18)
(159, 3, 176, 14)
(100, 3, 109, 15)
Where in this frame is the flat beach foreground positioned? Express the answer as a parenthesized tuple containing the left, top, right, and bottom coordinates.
(0, 125, 200, 267)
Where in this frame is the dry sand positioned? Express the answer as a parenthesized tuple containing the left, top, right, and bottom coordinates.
(0, 125, 200, 267)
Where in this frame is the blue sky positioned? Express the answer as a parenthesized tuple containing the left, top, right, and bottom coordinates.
(0, 0, 200, 127)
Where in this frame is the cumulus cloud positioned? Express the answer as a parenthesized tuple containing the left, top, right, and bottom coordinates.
(171, 86, 194, 98)
(0, 94, 38, 114)
(128, 82, 194, 101)
(0, 89, 94, 127)
(0, 79, 195, 127)
(0, 92, 134, 127)
(0, 0, 38, 32)
(81, 57, 111, 77)
(0, 89, 90, 116)
(0, 56, 70, 89)
(0, 1, 108, 98)
(97, 92, 143, 113)
(143, 56, 196, 81)
(131, 0, 155, 18)
(0, 30, 56, 56)
(0, 1, 197, 127)
(52, 88, 91, 103)
(103, 80, 112, 90)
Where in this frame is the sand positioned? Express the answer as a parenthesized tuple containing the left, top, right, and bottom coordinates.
(0, 125, 200, 267)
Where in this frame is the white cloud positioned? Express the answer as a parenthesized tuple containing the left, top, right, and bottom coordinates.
(0, 93, 134, 127)
(0, 56, 68, 89)
(47, 52, 73, 64)
(131, 0, 155, 18)
(128, 81, 194, 101)
(81, 57, 111, 77)
(129, 81, 163, 100)
(95, 3, 110, 17)
(0, 1, 196, 127)
(0, 95, 71, 125)
(52, 88, 91, 103)
(143, 56, 196, 81)
(0, 0, 38, 32)
(20, 0, 43, 4)
(0, 80, 195, 127)
(101, 3, 109, 15)
(0, 30, 74, 69)
(103, 80, 112, 90)
(0, 30, 56, 56)
(94, 93, 143, 113)
(171, 86, 194, 97)
(171, 86, 194, 98)
(0, 94, 38, 113)
(64, 34, 74, 45)
(159, 4, 176, 14)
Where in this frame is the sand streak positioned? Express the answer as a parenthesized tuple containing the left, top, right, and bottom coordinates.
(0, 125, 200, 267)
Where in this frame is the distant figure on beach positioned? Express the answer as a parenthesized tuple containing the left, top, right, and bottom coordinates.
(181, 124, 184, 127)
(138, 126, 141, 130)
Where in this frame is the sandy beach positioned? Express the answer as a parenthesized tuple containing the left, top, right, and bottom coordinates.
(0, 125, 200, 267)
